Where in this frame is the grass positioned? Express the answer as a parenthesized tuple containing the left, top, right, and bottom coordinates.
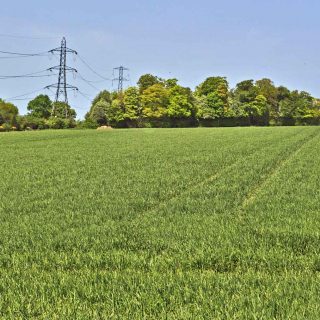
(0, 127, 320, 319)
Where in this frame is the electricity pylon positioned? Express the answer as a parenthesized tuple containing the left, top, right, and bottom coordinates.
(113, 66, 129, 93)
(46, 37, 78, 117)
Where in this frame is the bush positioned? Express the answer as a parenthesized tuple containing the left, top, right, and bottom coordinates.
(0, 123, 12, 132)
(46, 118, 68, 129)
(296, 117, 320, 126)
(19, 116, 48, 130)
(76, 119, 99, 129)
(278, 117, 296, 126)
(117, 118, 198, 128)
(43, 117, 76, 129)
(66, 118, 77, 129)
(199, 117, 251, 127)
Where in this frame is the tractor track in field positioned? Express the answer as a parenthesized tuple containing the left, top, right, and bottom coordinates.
(136, 156, 254, 219)
(240, 128, 320, 211)
(136, 128, 311, 218)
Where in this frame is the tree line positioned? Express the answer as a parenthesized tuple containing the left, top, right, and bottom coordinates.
(1, 74, 320, 131)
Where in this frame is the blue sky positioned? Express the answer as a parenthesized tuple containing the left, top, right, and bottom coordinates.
(0, 0, 319, 118)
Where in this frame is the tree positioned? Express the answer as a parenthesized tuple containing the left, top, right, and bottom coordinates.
(106, 99, 125, 124)
(233, 80, 259, 104)
(0, 99, 19, 125)
(243, 95, 268, 117)
(294, 91, 313, 118)
(123, 87, 141, 120)
(167, 84, 195, 119)
(165, 78, 178, 89)
(27, 95, 52, 119)
(200, 92, 225, 119)
(52, 102, 76, 119)
(141, 83, 169, 118)
(313, 98, 320, 111)
(91, 90, 111, 106)
(196, 77, 230, 119)
(256, 79, 278, 119)
(85, 90, 112, 125)
(279, 90, 313, 118)
(137, 74, 162, 93)
(232, 80, 259, 114)
(231, 80, 271, 124)
(90, 101, 108, 125)
(277, 86, 291, 102)
(196, 77, 227, 96)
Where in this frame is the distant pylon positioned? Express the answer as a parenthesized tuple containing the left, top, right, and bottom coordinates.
(113, 66, 129, 93)
(46, 37, 78, 116)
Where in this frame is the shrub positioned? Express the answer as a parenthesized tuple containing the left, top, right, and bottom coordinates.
(0, 123, 12, 132)
(46, 118, 68, 129)
(76, 119, 99, 129)
(19, 116, 48, 130)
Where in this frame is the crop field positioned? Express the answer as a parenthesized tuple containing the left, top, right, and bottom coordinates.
(0, 127, 320, 319)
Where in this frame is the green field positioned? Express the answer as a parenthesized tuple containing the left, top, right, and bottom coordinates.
(1, 127, 320, 319)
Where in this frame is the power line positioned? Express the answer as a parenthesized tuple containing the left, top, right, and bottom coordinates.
(0, 73, 58, 79)
(9, 97, 48, 101)
(0, 50, 49, 56)
(77, 73, 101, 91)
(0, 69, 51, 77)
(77, 75, 107, 83)
(8, 98, 34, 101)
(0, 54, 50, 59)
(0, 50, 50, 59)
(77, 54, 111, 81)
(78, 90, 93, 102)
(0, 68, 66, 80)
(5, 88, 46, 101)
(0, 33, 60, 40)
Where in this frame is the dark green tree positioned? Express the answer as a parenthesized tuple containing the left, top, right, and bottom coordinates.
(277, 86, 291, 102)
(27, 95, 52, 119)
(196, 77, 230, 119)
(85, 90, 112, 125)
(231, 80, 269, 124)
(233, 80, 259, 104)
(90, 102, 108, 125)
(91, 90, 112, 106)
(279, 90, 313, 119)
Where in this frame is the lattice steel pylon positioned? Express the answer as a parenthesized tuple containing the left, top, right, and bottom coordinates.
(46, 37, 78, 117)
(113, 66, 129, 93)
